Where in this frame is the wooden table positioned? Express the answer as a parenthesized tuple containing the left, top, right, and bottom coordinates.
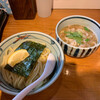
(1, 9, 100, 100)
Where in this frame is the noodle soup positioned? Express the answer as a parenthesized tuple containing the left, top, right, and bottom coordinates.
(59, 25, 97, 48)
(56, 15, 100, 58)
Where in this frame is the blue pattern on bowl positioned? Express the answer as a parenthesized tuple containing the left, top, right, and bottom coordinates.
(56, 15, 100, 58)
(0, 31, 64, 95)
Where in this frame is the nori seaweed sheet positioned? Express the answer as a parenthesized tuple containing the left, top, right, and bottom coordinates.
(5, 41, 46, 77)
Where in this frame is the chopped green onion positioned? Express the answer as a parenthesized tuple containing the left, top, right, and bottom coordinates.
(64, 31, 71, 34)
(84, 27, 90, 32)
(65, 31, 83, 44)
(85, 38, 90, 42)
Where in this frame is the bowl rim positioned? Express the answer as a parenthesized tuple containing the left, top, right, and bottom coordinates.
(0, 31, 64, 95)
(55, 15, 100, 49)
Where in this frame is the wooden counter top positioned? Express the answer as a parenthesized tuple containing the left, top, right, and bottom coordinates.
(1, 9, 100, 100)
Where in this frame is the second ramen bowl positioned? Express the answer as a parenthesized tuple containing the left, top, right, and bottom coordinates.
(0, 31, 64, 95)
(56, 15, 100, 58)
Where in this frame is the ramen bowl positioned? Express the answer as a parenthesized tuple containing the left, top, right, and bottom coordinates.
(56, 15, 100, 58)
(0, 31, 64, 95)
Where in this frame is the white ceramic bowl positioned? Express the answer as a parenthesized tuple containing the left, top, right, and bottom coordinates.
(56, 15, 100, 58)
(0, 31, 64, 95)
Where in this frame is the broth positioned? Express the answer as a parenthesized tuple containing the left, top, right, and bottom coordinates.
(59, 25, 97, 48)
